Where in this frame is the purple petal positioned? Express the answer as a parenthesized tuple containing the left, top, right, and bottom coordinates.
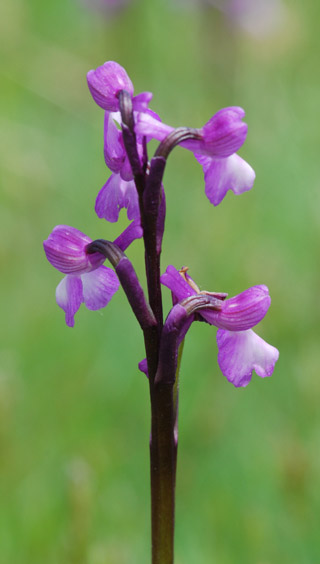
(200, 107, 247, 157)
(56, 275, 83, 327)
(198, 153, 255, 206)
(113, 219, 143, 251)
(132, 91, 153, 112)
(81, 266, 119, 310)
(95, 174, 139, 223)
(135, 112, 173, 141)
(138, 358, 149, 378)
(119, 155, 133, 181)
(103, 112, 126, 173)
(160, 265, 196, 300)
(217, 328, 279, 387)
(44, 225, 105, 274)
(201, 285, 270, 330)
(87, 61, 134, 112)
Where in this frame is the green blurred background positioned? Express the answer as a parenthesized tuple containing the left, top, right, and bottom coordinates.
(1, 0, 319, 562)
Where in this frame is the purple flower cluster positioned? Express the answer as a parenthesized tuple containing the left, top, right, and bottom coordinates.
(43, 60, 278, 387)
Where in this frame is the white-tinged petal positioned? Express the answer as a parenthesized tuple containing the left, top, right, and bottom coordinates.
(217, 328, 279, 387)
(81, 266, 119, 310)
(56, 275, 83, 327)
(201, 153, 255, 206)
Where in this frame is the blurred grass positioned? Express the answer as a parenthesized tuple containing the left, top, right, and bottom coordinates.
(1, 0, 320, 562)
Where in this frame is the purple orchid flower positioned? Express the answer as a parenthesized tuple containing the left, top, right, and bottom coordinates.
(160, 265, 279, 387)
(43, 225, 120, 327)
(135, 107, 255, 206)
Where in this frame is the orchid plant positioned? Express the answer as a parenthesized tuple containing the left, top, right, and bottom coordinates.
(43, 61, 279, 563)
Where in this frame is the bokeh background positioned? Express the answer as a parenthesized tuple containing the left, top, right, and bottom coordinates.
(1, 0, 319, 562)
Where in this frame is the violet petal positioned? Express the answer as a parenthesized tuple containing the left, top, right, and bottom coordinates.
(103, 111, 126, 173)
(201, 285, 270, 330)
(132, 91, 153, 112)
(56, 275, 84, 327)
(44, 225, 105, 274)
(113, 219, 143, 251)
(95, 174, 139, 223)
(217, 328, 279, 387)
(135, 112, 173, 140)
(81, 266, 119, 310)
(198, 153, 255, 206)
(160, 265, 196, 301)
(87, 61, 134, 112)
(119, 155, 134, 181)
(199, 107, 248, 157)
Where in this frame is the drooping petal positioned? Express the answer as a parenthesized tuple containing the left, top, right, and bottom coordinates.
(81, 266, 119, 310)
(95, 174, 139, 222)
(201, 285, 270, 330)
(103, 111, 126, 173)
(197, 153, 255, 206)
(44, 225, 105, 274)
(217, 328, 279, 387)
(87, 61, 134, 112)
(160, 265, 196, 301)
(56, 275, 84, 327)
